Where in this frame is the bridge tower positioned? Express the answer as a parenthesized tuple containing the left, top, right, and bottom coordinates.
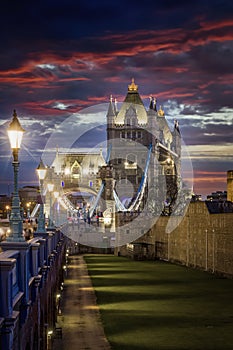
(98, 165, 116, 232)
(106, 79, 181, 213)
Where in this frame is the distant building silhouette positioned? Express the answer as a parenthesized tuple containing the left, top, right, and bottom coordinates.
(206, 191, 227, 201)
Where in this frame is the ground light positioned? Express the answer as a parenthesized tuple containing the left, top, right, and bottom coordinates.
(47, 330, 53, 350)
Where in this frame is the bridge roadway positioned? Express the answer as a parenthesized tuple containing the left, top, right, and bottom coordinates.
(52, 255, 111, 350)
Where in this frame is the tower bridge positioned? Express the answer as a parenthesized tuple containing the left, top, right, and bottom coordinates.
(25, 80, 183, 253)
(1, 82, 233, 350)
(32, 80, 181, 233)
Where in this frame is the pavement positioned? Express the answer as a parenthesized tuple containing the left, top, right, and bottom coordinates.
(52, 255, 111, 350)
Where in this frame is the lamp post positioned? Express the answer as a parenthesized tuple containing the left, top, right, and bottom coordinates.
(36, 159, 47, 234)
(47, 183, 54, 229)
(205, 229, 208, 271)
(7, 110, 25, 241)
(26, 202, 31, 219)
(6, 205, 10, 220)
(53, 191, 59, 226)
(212, 229, 215, 273)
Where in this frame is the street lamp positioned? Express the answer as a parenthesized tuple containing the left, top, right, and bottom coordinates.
(5, 205, 10, 220)
(47, 183, 54, 229)
(7, 110, 25, 241)
(47, 330, 53, 350)
(53, 191, 59, 226)
(26, 202, 31, 219)
(36, 159, 47, 234)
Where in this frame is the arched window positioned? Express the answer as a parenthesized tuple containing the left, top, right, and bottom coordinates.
(71, 160, 82, 179)
(125, 153, 137, 169)
(127, 153, 136, 164)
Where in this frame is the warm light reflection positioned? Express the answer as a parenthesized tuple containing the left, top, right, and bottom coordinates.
(83, 305, 99, 310)
(54, 191, 59, 199)
(64, 167, 71, 175)
(47, 183, 54, 192)
(79, 287, 93, 291)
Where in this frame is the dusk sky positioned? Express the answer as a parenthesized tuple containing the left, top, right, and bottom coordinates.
(0, 0, 232, 197)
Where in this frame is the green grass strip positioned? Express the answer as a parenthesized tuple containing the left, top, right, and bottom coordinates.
(84, 254, 233, 350)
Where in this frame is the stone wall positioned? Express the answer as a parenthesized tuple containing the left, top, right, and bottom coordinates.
(116, 202, 233, 278)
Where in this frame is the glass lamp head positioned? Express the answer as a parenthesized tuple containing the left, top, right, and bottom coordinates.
(7, 110, 25, 149)
(37, 159, 47, 180)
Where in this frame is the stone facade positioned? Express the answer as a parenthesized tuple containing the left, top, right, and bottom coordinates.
(116, 201, 233, 278)
(227, 170, 233, 202)
(51, 150, 106, 191)
(106, 79, 181, 212)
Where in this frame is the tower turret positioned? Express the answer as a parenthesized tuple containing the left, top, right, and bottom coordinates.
(227, 170, 233, 202)
(114, 78, 148, 126)
(107, 95, 117, 149)
(106, 95, 116, 125)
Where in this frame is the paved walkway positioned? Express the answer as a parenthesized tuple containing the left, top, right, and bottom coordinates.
(52, 255, 111, 350)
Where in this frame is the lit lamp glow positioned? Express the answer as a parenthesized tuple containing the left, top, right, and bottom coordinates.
(53, 191, 59, 199)
(103, 208, 112, 227)
(103, 216, 112, 226)
(26, 202, 31, 218)
(7, 112, 24, 152)
(37, 159, 47, 180)
(6, 205, 10, 220)
(36, 159, 47, 234)
(47, 183, 54, 192)
(166, 157, 173, 165)
(7, 110, 25, 241)
(47, 330, 53, 350)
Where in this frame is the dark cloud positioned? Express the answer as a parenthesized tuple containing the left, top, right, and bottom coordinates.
(189, 42, 233, 76)
(181, 124, 233, 146)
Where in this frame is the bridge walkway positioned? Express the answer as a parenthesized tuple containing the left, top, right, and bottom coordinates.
(52, 255, 111, 350)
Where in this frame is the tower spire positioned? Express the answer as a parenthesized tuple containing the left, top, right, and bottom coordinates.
(128, 78, 138, 92)
(114, 98, 118, 112)
(174, 119, 180, 133)
(149, 96, 153, 109)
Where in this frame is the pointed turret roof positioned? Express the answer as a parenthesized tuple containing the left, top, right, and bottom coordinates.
(123, 78, 144, 105)
(107, 95, 116, 118)
(115, 79, 148, 125)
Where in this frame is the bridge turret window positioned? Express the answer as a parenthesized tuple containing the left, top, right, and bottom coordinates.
(71, 160, 82, 179)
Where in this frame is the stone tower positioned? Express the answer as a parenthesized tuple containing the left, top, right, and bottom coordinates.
(227, 170, 233, 202)
(106, 79, 181, 213)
